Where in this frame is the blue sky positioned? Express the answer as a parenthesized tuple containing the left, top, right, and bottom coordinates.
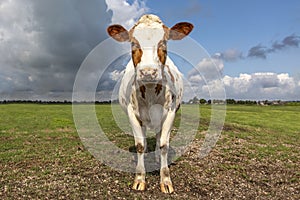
(137, 0, 300, 100)
(146, 0, 300, 76)
(0, 0, 299, 100)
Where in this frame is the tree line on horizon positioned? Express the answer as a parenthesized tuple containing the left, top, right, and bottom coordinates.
(184, 97, 300, 105)
(0, 98, 299, 105)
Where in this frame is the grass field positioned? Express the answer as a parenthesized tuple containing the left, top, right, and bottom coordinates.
(0, 104, 299, 199)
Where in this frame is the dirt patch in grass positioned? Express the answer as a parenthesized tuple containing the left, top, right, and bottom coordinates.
(1, 133, 299, 200)
(40, 128, 76, 134)
(181, 137, 300, 199)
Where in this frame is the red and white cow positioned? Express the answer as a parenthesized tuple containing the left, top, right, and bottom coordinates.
(107, 14, 193, 193)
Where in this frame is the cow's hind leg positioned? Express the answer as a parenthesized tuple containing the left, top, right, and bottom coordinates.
(128, 104, 147, 191)
(155, 131, 161, 163)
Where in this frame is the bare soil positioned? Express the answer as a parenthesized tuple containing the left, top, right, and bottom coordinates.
(1, 134, 299, 200)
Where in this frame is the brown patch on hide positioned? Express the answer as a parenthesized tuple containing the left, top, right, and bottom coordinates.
(140, 85, 146, 99)
(131, 93, 138, 110)
(155, 83, 163, 95)
(136, 143, 145, 153)
(138, 118, 143, 126)
(157, 40, 167, 65)
(165, 65, 175, 83)
(131, 37, 143, 67)
(161, 167, 170, 177)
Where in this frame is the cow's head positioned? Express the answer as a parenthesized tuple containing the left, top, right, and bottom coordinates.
(107, 15, 193, 84)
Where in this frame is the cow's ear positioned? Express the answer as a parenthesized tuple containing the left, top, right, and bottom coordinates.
(169, 22, 193, 40)
(107, 25, 130, 42)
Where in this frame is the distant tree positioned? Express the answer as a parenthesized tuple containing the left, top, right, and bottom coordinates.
(199, 98, 207, 104)
(226, 99, 236, 104)
(192, 96, 199, 104)
(212, 99, 225, 104)
(188, 96, 199, 104)
(264, 100, 271, 105)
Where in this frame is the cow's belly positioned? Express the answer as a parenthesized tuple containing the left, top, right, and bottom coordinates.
(138, 101, 166, 130)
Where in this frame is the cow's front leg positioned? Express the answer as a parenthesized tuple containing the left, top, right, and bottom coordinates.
(160, 110, 175, 193)
(127, 104, 147, 191)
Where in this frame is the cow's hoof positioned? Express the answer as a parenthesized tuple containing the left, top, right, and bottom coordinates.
(132, 181, 146, 191)
(160, 182, 174, 193)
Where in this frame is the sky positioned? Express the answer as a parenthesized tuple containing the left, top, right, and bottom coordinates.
(0, 0, 300, 101)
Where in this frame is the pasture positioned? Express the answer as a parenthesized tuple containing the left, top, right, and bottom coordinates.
(0, 104, 299, 199)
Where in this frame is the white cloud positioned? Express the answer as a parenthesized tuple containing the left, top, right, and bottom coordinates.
(105, 0, 148, 29)
(188, 53, 224, 83)
(188, 74, 203, 84)
(223, 74, 252, 93)
(188, 72, 300, 100)
(185, 52, 300, 101)
(110, 70, 125, 81)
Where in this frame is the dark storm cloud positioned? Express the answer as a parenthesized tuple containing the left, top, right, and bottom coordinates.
(282, 34, 300, 47)
(0, 0, 112, 100)
(248, 34, 300, 59)
(32, 1, 110, 63)
(29, 0, 112, 91)
(269, 34, 300, 53)
(247, 44, 268, 59)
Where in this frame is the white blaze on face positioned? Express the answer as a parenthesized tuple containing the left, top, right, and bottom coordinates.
(133, 28, 164, 64)
(132, 15, 165, 82)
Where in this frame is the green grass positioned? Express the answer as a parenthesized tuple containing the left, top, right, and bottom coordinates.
(0, 104, 299, 199)
(220, 105, 299, 162)
(225, 105, 300, 134)
(0, 104, 76, 162)
(1, 104, 299, 162)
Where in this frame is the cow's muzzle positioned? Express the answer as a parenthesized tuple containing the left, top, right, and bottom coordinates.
(137, 65, 162, 83)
